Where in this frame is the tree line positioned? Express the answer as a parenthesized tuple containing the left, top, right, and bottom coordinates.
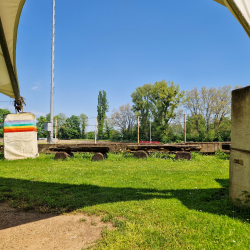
(0, 80, 233, 142)
(111, 80, 232, 143)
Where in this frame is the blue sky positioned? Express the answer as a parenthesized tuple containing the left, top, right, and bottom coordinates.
(1, 0, 250, 119)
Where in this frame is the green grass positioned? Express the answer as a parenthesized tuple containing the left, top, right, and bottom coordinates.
(0, 152, 250, 249)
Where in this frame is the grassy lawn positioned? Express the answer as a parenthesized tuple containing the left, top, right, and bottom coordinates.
(0, 152, 250, 249)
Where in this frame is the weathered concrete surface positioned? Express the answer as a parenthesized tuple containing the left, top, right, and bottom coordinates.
(230, 86, 250, 205)
(134, 150, 148, 159)
(179, 142, 230, 154)
(0, 141, 231, 154)
(127, 144, 201, 153)
(55, 152, 69, 160)
(231, 86, 250, 152)
(92, 153, 104, 161)
(229, 149, 250, 204)
(175, 151, 191, 160)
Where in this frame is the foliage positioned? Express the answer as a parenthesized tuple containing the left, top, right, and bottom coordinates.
(37, 113, 88, 140)
(54, 113, 67, 137)
(186, 114, 206, 142)
(111, 103, 136, 140)
(37, 115, 50, 138)
(184, 86, 231, 142)
(79, 113, 88, 138)
(97, 90, 109, 139)
(131, 80, 185, 141)
(33, 82, 233, 143)
(186, 114, 231, 142)
(86, 131, 95, 140)
(103, 118, 113, 140)
(0, 108, 10, 137)
(59, 115, 81, 139)
(215, 150, 230, 160)
(185, 86, 231, 132)
(110, 129, 121, 141)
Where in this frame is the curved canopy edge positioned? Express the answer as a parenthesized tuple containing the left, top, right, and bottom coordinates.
(214, 0, 250, 38)
(0, 0, 26, 101)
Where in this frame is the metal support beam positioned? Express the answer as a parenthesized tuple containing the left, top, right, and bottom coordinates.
(0, 17, 21, 105)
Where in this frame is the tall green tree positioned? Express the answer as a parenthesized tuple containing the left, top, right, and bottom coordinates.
(186, 114, 206, 142)
(103, 118, 113, 140)
(131, 80, 185, 141)
(131, 83, 152, 139)
(185, 86, 231, 133)
(97, 90, 109, 139)
(54, 113, 67, 139)
(37, 115, 50, 138)
(0, 108, 11, 137)
(79, 113, 88, 138)
(59, 115, 81, 139)
(150, 81, 185, 138)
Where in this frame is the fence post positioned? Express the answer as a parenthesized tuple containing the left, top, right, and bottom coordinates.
(95, 117, 97, 144)
(150, 120, 151, 143)
(137, 116, 139, 144)
(55, 118, 57, 143)
(184, 114, 186, 144)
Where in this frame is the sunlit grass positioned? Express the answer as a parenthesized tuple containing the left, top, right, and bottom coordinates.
(0, 152, 249, 249)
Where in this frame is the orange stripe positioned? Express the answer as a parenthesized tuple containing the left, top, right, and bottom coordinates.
(4, 127, 37, 133)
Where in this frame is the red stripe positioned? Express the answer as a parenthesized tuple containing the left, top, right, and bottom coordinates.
(4, 128, 37, 133)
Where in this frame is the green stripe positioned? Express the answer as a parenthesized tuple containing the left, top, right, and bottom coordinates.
(4, 124, 36, 127)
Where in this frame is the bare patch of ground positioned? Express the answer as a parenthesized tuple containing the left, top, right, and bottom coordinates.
(0, 202, 113, 250)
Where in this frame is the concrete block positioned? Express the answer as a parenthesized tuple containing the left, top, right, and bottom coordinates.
(55, 152, 69, 160)
(231, 86, 250, 152)
(175, 151, 191, 160)
(134, 150, 148, 159)
(92, 153, 104, 161)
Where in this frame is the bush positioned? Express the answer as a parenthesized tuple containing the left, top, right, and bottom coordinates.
(215, 150, 230, 160)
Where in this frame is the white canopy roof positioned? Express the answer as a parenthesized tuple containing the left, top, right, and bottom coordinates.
(0, 0, 26, 99)
(214, 0, 250, 38)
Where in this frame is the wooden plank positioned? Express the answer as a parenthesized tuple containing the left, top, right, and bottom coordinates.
(49, 145, 110, 154)
(126, 144, 202, 152)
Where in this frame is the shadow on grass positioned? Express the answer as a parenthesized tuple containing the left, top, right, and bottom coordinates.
(0, 153, 4, 160)
(1, 176, 247, 230)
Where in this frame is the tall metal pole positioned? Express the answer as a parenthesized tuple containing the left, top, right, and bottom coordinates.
(150, 120, 151, 144)
(49, 0, 56, 144)
(184, 113, 186, 144)
(137, 116, 139, 144)
(55, 118, 58, 143)
(95, 117, 97, 144)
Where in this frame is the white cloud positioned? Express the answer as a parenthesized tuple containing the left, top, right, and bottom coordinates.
(31, 82, 40, 90)
(32, 86, 39, 90)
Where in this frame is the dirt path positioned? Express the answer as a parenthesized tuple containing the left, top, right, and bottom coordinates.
(0, 202, 113, 250)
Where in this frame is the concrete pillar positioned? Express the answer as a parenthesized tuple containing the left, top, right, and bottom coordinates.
(230, 86, 250, 204)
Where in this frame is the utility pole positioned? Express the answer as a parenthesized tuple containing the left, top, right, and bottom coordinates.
(55, 118, 57, 143)
(150, 120, 151, 143)
(137, 116, 139, 144)
(95, 117, 97, 144)
(184, 113, 186, 144)
(86, 117, 88, 142)
(49, 0, 56, 144)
